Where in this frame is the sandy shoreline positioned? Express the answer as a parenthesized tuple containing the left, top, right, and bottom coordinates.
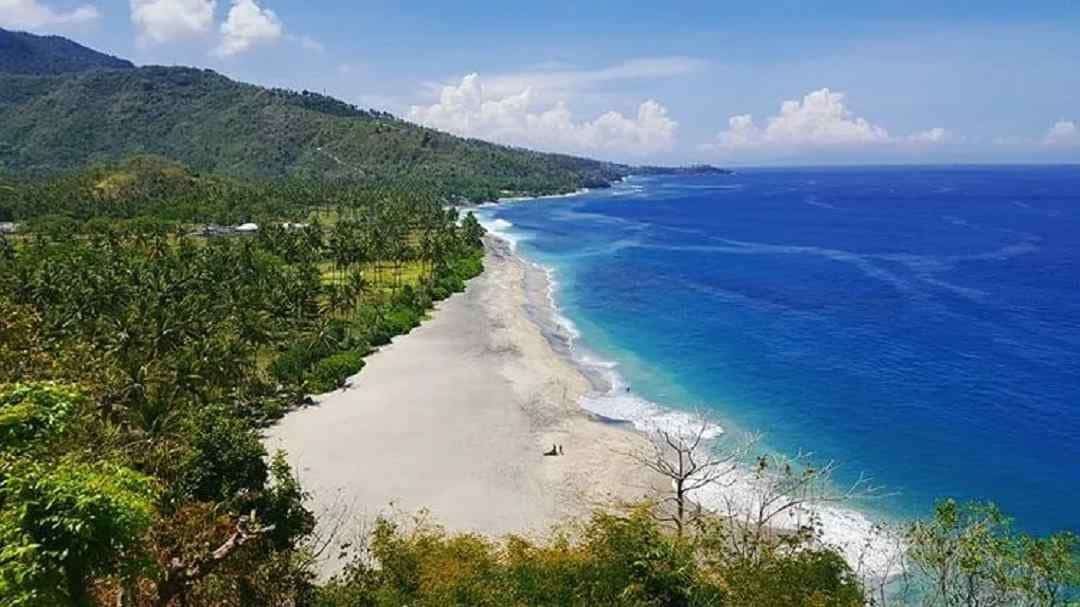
(266, 237, 663, 574)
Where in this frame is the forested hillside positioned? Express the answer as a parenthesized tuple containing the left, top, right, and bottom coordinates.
(0, 27, 133, 75)
(0, 29, 628, 201)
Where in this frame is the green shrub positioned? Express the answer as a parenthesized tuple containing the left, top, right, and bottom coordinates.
(0, 459, 157, 607)
(269, 344, 316, 386)
(367, 325, 394, 347)
(720, 548, 864, 607)
(0, 383, 83, 452)
(175, 406, 268, 503)
(383, 304, 422, 334)
(271, 321, 360, 388)
(450, 253, 484, 281)
(306, 351, 365, 393)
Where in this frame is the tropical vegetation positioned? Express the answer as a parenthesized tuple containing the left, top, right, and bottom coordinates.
(0, 157, 490, 604)
(0, 27, 1076, 607)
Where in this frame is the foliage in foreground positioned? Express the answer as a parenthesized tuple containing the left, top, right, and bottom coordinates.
(901, 499, 1080, 607)
(318, 506, 865, 607)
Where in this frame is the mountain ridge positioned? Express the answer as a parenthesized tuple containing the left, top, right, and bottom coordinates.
(0, 29, 725, 200)
(0, 27, 134, 75)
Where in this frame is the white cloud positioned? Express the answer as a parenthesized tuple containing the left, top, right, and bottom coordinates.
(130, 0, 216, 44)
(703, 88, 948, 153)
(906, 127, 952, 144)
(408, 73, 677, 157)
(712, 89, 890, 149)
(0, 0, 100, 29)
(1043, 120, 1078, 146)
(214, 0, 283, 57)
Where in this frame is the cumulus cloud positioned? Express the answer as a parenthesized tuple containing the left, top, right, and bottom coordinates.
(0, 0, 99, 29)
(409, 73, 677, 156)
(703, 88, 947, 153)
(1043, 120, 1078, 146)
(130, 0, 216, 44)
(214, 0, 283, 57)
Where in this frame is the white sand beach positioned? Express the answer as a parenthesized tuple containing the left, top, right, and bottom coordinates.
(266, 238, 663, 574)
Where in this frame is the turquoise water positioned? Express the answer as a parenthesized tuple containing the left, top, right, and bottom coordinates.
(478, 167, 1080, 536)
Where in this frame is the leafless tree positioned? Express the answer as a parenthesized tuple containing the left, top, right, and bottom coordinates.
(296, 492, 359, 574)
(154, 511, 274, 607)
(624, 416, 746, 536)
(854, 522, 910, 607)
(714, 450, 883, 562)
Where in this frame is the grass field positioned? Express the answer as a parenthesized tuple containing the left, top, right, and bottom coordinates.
(318, 260, 428, 290)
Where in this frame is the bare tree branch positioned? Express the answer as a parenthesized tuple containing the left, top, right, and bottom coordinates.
(153, 511, 275, 607)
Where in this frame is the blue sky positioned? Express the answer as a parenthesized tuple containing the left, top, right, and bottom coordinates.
(3, 0, 1079, 165)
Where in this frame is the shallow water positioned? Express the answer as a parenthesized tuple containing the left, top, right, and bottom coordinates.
(477, 166, 1080, 537)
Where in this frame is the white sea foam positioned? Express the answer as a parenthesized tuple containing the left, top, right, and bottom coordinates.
(577, 365, 723, 439)
(608, 185, 647, 197)
(477, 216, 526, 251)
(498, 188, 591, 204)
(693, 475, 905, 581)
(541, 268, 583, 343)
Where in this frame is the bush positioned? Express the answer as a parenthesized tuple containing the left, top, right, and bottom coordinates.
(306, 351, 365, 393)
(451, 252, 484, 281)
(0, 383, 83, 452)
(269, 344, 316, 387)
(0, 459, 157, 607)
(270, 320, 362, 388)
(720, 548, 864, 607)
(383, 304, 422, 334)
(319, 508, 717, 607)
(175, 406, 268, 503)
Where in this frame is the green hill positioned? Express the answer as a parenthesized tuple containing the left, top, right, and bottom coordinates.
(0, 27, 133, 75)
(0, 31, 630, 201)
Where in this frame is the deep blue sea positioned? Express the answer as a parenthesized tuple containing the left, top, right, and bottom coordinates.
(478, 166, 1080, 536)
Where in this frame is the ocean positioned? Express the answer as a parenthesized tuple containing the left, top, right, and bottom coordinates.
(476, 166, 1080, 539)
